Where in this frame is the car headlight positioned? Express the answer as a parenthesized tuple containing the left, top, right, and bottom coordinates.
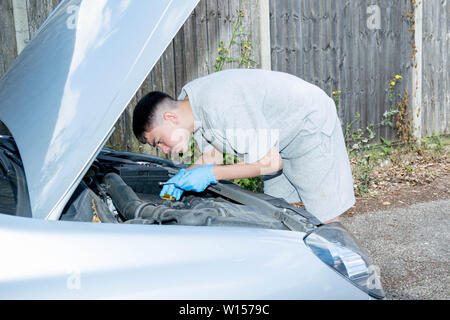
(304, 223, 385, 299)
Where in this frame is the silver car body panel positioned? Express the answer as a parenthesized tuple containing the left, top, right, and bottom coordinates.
(0, 214, 371, 299)
(0, 0, 199, 220)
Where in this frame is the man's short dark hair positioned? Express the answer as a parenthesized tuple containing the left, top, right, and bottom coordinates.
(132, 91, 175, 144)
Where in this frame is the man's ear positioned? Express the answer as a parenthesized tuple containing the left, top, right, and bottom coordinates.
(162, 111, 179, 125)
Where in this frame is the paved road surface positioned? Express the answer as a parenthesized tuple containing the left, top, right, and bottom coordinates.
(341, 199, 450, 300)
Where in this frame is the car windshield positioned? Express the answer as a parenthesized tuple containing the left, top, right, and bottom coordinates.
(0, 135, 31, 217)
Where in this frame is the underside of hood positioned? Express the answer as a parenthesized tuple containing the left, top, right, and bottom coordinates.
(0, 0, 199, 220)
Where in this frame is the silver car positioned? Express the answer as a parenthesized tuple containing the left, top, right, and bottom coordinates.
(0, 0, 384, 299)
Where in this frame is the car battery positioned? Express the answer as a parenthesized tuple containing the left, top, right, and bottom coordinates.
(118, 165, 169, 195)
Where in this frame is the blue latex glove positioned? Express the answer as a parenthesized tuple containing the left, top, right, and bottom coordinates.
(173, 165, 218, 193)
(159, 169, 187, 201)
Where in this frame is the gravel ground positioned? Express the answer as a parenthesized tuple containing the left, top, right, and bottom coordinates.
(340, 199, 450, 300)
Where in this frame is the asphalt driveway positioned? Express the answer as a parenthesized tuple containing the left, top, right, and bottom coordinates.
(341, 199, 450, 300)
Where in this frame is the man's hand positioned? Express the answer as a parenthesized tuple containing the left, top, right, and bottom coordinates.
(173, 165, 218, 192)
(159, 169, 187, 201)
(159, 147, 281, 200)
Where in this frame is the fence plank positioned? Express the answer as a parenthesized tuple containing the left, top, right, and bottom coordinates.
(173, 24, 186, 96)
(26, 0, 62, 37)
(422, 0, 450, 135)
(269, 0, 417, 142)
(196, 0, 210, 76)
(217, 0, 231, 71)
(1, 0, 448, 146)
(0, 0, 17, 79)
(183, 8, 199, 83)
(228, 0, 241, 69)
(0, 0, 17, 134)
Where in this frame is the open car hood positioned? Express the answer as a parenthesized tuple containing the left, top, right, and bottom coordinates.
(0, 0, 199, 220)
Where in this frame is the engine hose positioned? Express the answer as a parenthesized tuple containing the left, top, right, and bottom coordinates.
(103, 173, 287, 230)
(104, 173, 155, 220)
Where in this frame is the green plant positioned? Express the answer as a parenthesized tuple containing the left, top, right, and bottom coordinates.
(356, 154, 374, 195)
(214, 9, 257, 72)
(344, 74, 421, 195)
(345, 117, 377, 155)
(379, 145, 392, 156)
(378, 137, 393, 156)
(211, 9, 260, 193)
(428, 135, 443, 152)
(231, 176, 264, 193)
(380, 137, 392, 147)
(344, 113, 360, 143)
(332, 90, 342, 112)
(344, 74, 415, 157)
(368, 147, 384, 162)
(222, 150, 265, 193)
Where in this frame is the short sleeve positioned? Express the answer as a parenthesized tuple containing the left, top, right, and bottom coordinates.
(193, 129, 215, 154)
(177, 88, 188, 100)
(221, 104, 279, 163)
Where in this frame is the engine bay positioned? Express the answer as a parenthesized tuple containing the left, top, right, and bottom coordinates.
(60, 152, 289, 231)
(0, 136, 316, 232)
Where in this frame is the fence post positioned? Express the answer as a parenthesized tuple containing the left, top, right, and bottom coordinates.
(11, 0, 30, 54)
(258, 0, 271, 70)
(411, 0, 423, 143)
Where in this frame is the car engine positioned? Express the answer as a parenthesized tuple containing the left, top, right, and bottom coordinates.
(60, 151, 289, 231)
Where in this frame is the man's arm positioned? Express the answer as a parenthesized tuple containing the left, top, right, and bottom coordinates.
(165, 147, 282, 199)
(187, 147, 223, 170)
(212, 147, 282, 180)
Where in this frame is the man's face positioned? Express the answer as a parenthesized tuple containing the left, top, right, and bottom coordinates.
(144, 121, 190, 154)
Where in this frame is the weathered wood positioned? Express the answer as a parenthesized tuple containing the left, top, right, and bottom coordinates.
(0, 0, 17, 78)
(422, 0, 449, 136)
(258, 0, 271, 70)
(1, 0, 448, 148)
(196, 0, 210, 76)
(173, 25, 186, 96)
(269, 0, 418, 141)
(26, 0, 61, 37)
(183, 9, 199, 83)
(217, 0, 231, 70)
(12, 0, 30, 54)
(240, 0, 257, 67)
(0, 0, 17, 135)
(206, 0, 218, 75)
(161, 41, 176, 99)
(228, 0, 241, 70)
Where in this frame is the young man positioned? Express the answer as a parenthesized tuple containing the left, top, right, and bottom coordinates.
(132, 69, 355, 224)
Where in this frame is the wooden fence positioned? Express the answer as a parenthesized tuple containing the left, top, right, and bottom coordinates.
(270, 0, 414, 141)
(0, 0, 448, 157)
(421, 0, 449, 137)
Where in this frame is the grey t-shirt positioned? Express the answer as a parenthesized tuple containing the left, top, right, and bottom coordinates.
(178, 69, 337, 163)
